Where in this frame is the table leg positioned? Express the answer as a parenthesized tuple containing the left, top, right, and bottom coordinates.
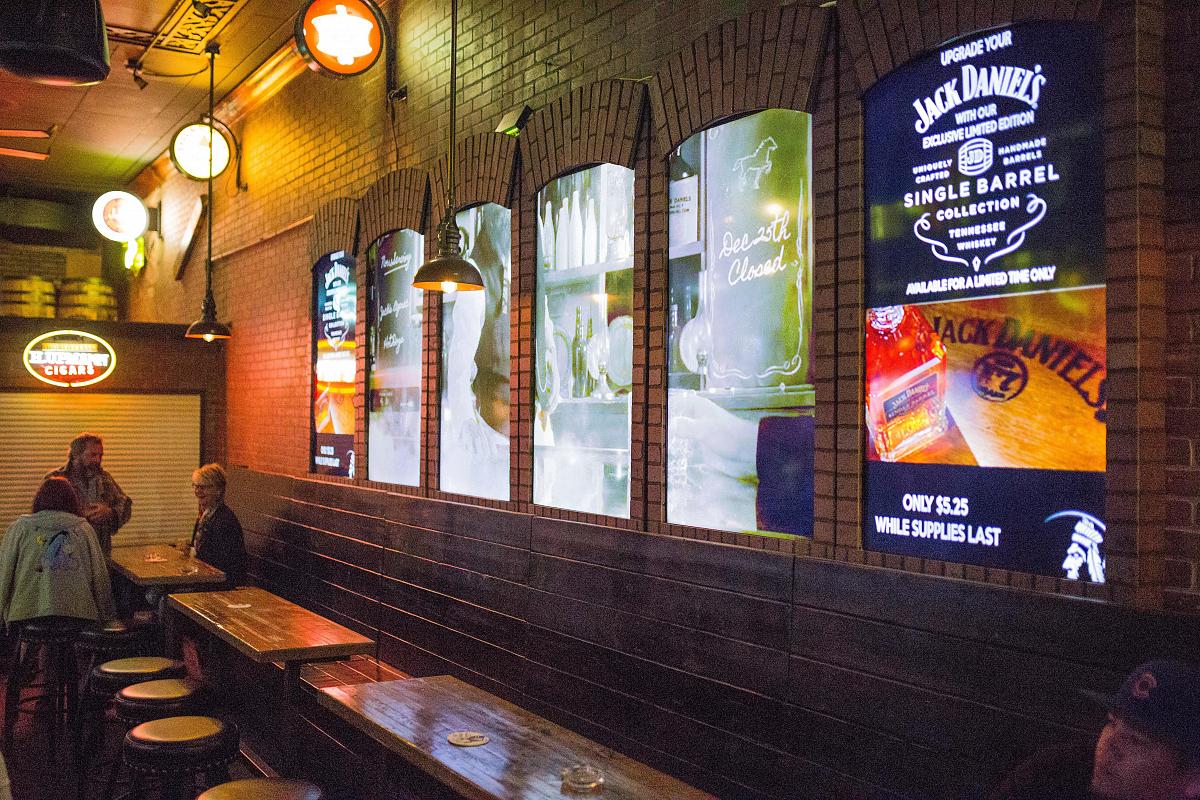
(163, 600, 182, 659)
(282, 661, 302, 776)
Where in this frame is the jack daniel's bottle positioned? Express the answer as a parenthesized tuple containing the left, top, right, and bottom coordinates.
(865, 305, 948, 461)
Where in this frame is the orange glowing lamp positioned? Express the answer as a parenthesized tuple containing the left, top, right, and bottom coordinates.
(295, 0, 386, 78)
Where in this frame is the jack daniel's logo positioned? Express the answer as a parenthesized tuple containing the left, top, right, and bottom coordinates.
(930, 313, 1106, 420)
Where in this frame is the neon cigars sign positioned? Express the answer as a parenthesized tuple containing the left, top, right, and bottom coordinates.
(23, 330, 116, 388)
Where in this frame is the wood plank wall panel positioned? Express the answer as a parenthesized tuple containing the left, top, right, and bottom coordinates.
(228, 469, 384, 640)
(229, 466, 1199, 799)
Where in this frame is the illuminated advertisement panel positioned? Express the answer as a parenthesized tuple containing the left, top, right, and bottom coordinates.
(312, 250, 357, 477)
(534, 164, 633, 517)
(367, 229, 424, 485)
(666, 109, 814, 535)
(863, 22, 1106, 581)
(440, 204, 511, 500)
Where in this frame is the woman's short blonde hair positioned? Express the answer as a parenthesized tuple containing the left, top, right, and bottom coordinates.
(192, 463, 227, 500)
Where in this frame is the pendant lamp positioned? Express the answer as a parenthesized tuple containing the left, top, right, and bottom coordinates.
(0, 0, 110, 85)
(411, 0, 483, 293)
(185, 42, 232, 342)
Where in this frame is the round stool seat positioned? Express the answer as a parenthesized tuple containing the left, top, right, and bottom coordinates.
(19, 617, 85, 643)
(115, 678, 204, 725)
(77, 621, 147, 649)
(91, 656, 186, 697)
(123, 715, 239, 774)
(198, 778, 324, 800)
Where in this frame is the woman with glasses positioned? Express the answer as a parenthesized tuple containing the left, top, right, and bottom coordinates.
(189, 464, 245, 588)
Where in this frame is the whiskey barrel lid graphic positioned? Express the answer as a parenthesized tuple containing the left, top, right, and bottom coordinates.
(701, 109, 812, 391)
(23, 329, 116, 388)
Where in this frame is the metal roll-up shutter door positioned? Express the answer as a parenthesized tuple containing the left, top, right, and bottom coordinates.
(0, 392, 201, 547)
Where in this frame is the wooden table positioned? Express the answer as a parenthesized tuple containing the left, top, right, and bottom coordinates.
(167, 586, 374, 670)
(169, 586, 375, 774)
(319, 676, 715, 800)
(109, 544, 225, 587)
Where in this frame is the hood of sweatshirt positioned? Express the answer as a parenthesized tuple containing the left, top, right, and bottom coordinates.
(18, 510, 86, 533)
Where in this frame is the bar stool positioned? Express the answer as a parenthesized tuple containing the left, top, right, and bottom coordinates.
(75, 621, 153, 697)
(73, 656, 187, 774)
(3, 616, 87, 752)
(197, 778, 323, 800)
(84, 678, 207, 800)
(114, 715, 239, 800)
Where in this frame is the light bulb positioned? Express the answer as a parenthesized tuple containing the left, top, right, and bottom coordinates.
(203, 333, 215, 342)
(441, 281, 457, 293)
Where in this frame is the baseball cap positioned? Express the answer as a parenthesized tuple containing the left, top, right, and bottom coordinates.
(1105, 660, 1200, 760)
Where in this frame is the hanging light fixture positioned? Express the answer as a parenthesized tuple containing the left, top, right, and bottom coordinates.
(411, 0, 483, 293)
(0, 0, 110, 86)
(185, 42, 231, 343)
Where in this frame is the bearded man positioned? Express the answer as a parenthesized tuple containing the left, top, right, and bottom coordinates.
(46, 432, 131, 555)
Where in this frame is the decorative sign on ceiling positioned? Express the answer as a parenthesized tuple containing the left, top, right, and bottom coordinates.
(23, 330, 117, 388)
(295, 0, 386, 78)
(91, 191, 148, 243)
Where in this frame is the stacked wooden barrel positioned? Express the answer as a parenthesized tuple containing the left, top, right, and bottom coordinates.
(0, 276, 118, 320)
(0, 275, 56, 317)
(57, 277, 117, 321)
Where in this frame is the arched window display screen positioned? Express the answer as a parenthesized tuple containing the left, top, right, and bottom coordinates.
(863, 22, 1106, 581)
(534, 164, 634, 517)
(667, 109, 814, 536)
(441, 204, 511, 500)
(312, 250, 357, 477)
(367, 228, 424, 486)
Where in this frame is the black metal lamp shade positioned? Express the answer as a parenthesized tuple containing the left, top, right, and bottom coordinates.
(184, 290, 231, 341)
(0, 0, 110, 85)
(412, 216, 484, 292)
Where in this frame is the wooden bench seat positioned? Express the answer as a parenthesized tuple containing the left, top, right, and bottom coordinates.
(298, 655, 409, 690)
(319, 675, 715, 800)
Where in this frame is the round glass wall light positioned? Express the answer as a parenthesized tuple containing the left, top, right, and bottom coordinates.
(295, 0, 386, 78)
(170, 121, 231, 180)
(92, 191, 148, 242)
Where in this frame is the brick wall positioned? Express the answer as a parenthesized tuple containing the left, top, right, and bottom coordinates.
(128, 0, 1186, 602)
(117, 0, 1200, 794)
(1164, 0, 1200, 613)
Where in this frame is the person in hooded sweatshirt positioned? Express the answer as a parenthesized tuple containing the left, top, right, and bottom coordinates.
(0, 476, 117, 627)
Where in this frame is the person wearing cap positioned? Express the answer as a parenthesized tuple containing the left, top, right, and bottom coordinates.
(991, 659, 1200, 800)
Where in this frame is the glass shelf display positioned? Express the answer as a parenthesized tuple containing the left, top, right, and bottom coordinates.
(666, 108, 815, 536)
(534, 163, 634, 518)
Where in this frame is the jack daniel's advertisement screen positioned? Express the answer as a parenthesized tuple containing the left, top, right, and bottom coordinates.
(666, 109, 814, 536)
(863, 22, 1107, 582)
(533, 164, 634, 517)
(312, 251, 357, 477)
(367, 229, 423, 486)
(440, 204, 511, 501)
